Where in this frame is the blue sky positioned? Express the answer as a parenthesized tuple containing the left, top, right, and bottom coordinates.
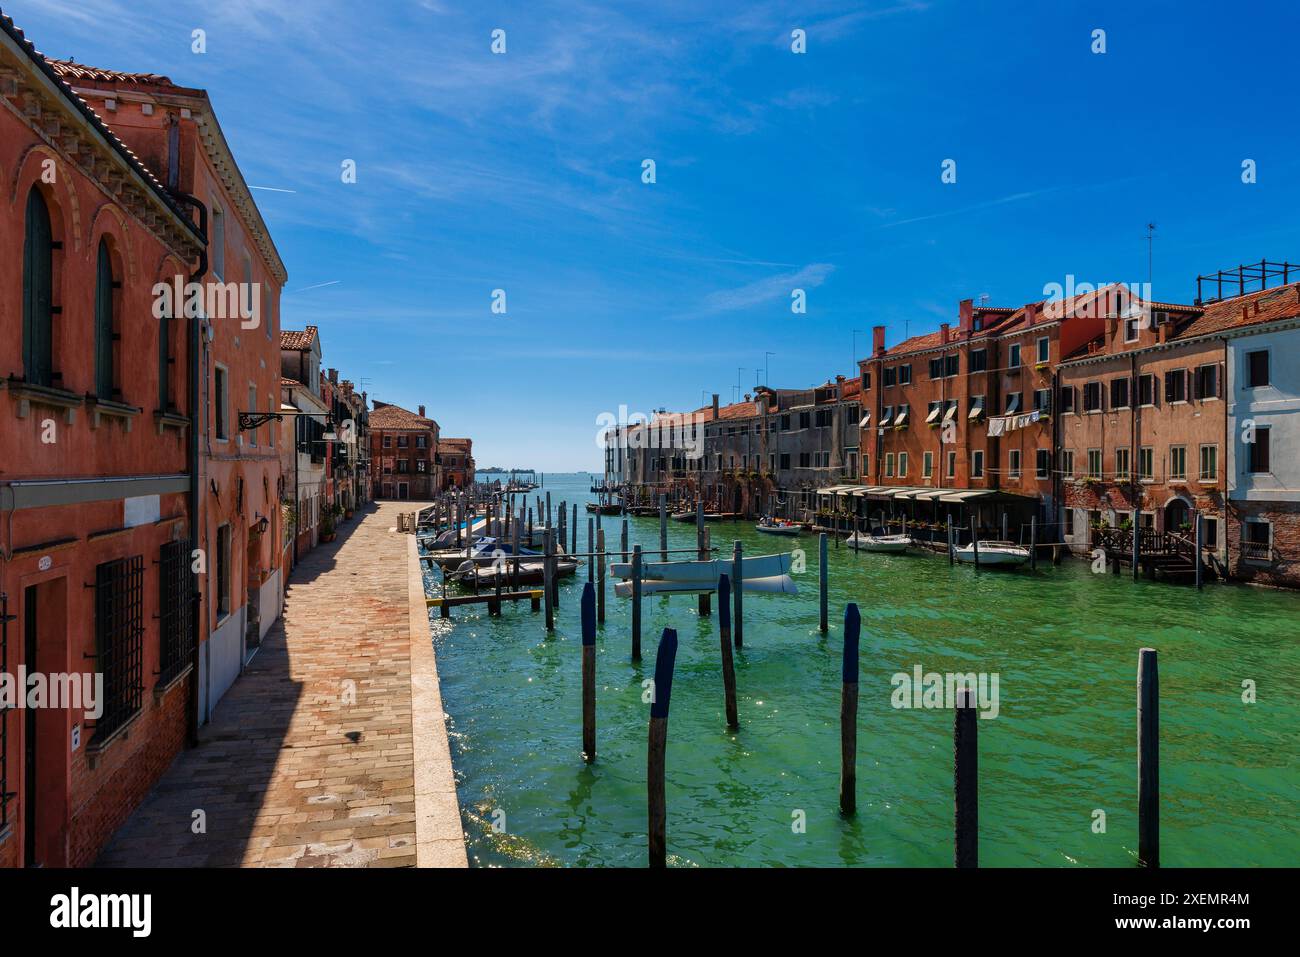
(13, 0, 1300, 470)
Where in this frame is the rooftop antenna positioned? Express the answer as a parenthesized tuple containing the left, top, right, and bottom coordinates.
(1146, 223, 1156, 289)
(978, 293, 990, 306)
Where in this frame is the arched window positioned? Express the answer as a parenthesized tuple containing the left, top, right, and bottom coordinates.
(158, 273, 172, 411)
(22, 187, 54, 386)
(94, 238, 115, 400)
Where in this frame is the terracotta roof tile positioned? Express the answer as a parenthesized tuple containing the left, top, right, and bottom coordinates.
(369, 403, 435, 430)
(280, 326, 318, 350)
(48, 58, 175, 86)
(1177, 283, 1300, 339)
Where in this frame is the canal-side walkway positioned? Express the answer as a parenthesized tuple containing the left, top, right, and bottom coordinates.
(97, 501, 466, 868)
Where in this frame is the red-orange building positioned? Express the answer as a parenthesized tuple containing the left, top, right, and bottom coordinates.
(370, 402, 440, 500)
(0, 15, 206, 867)
(438, 438, 474, 489)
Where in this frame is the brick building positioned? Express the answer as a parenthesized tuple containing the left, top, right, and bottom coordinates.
(1, 15, 206, 867)
(437, 437, 474, 489)
(370, 402, 440, 499)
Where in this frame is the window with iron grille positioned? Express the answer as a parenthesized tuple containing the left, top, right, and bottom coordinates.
(92, 556, 144, 745)
(158, 541, 195, 688)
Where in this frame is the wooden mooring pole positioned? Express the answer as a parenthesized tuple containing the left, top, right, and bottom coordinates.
(1194, 514, 1203, 591)
(581, 582, 596, 762)
(954, 686, 978, 868)
(587, 517, 594, 582)
(970, 517, 980, 568)
(840, 603, 860, 814)
(947, 515, 954, 565)
(572, 503, 578, 555)
(1138, 647, 1159, 867)
(543, 529, 555, 632)
(1132, 507, 1140, 582)
(696, 500, 710, 617)
(647, 627, 678, 868)
(621, 519, 629, 563)
(659, 493, 668, 562)
(631, 544, 643, 661)
(717, 573, 739, 729)
(1030, 515, 1038, 571)
(596, 529, 606, 624)
(732, 540, 743, 648)
(819, 532, 828, 633)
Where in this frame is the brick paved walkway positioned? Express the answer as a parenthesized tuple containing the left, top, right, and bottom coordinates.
(98, 501, 464, 868)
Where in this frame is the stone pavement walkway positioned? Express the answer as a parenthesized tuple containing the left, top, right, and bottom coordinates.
(97, 501, 465, 868)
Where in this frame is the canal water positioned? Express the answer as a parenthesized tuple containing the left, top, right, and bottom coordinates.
(424, 473, 1299, 867)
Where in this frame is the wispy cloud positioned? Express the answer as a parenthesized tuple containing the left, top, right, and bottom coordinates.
(698, 263, 836, 315)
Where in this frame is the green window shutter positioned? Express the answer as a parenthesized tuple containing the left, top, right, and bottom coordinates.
(158, 289, 170, 410)
(95, 240, 114, 399)
(22, 188, 54, 387)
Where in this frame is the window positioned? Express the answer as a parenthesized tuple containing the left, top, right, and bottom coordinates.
(1170, 446, 1187, 480)
(1061, 449, 1074, 478)
(898, 452, 909, 477)
(417, 435, 428, 449)
(799, 452, 811, 468)
(92, 556, 144, 744)
(158, 275, 173, 411)
(885, 453, 895, 477)
(247, 386, 258, 446)
(94, 239, 117, 400)
(1008, 449, 1021, 479)
(1064, 509, 1075, 536)
(383, 435, 392, 448)
(1243, 521, 1271, 561)
(898, 364, 912, 385)
(883, 366, 897, 387)
(1194, 364, 1220, 400)
(23, 187, 55, 387)
(397, 435, 410, 448)
(1059, 385, 1075, 413)
(1139, 446, 1153, 481)
(1138, 373, 1155, 407)
(398, 459, 410, 473)
(780, 414, 791, 431)
(214, 365, 229, 440)
(1248, 427, 1271, 473)
(1004, 391, 1021, 414)
(971, 450, 985, 478)
(779, 453, 790, 470)
(945, 354, 960, 377)
(1165, 368, 1187, 403)
(211, 206, 226, 279)
(1123, 316, 1141, 342)
(1083, 381, 1102, 412)
(1110, 377, 1130, 409)
(880, 405, 893, 427)
(1115, 447, 1131, 480)
(1036, 337, 1050, 363)
(1008, 343, 1022, 368)
(929, 357, 943, 380)
(926, 400, 943, 424)
(1036, 448, 1051, 480)
(1199, 444, 1218, 481)
(216, 524, 231, 619)
(1247, 350, 1270, 388)
(1202, 517, 1219, 549)
(970, 349, 988, 373)
(1034, 388, 1052, 413)
(946, 450, 957, 478)
(1087, 449, 1102, 479)
(158, 540, 196, 688)
(923, 451, 933, 478)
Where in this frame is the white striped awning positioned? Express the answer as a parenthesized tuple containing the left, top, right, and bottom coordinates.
(938, 489, 996, 504)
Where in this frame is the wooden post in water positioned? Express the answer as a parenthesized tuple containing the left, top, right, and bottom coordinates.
(1001, 511, 1008, 541)
(1132, 507, 1140, 581)
(717, 574, 739, 729)
(1194, 514, 1203, 591)
(819, 532, 829, 633)
(732, 540, 744, 649)
(543, 529, 555, 632)
(954, 686, 978, 868)
(840, 603, 860, 814)
(631, 544, 643, 661)
(1030, 515, 1038, 571)
(970, 517, 980, 568)
(572, 503, 578, 555)
(581, 582, 596, 762)
(1137, 648, 1159, 868)
(853, 515, 860, 552)
(513, 503, 523, 589)
(647, 627, 678, 868)
(659, 493, 668, 562)
(696, 500, 709, 617)
(596, 529, 606, 625)
(546, 492, 552, 532)
(587, 517, 594, 582)
(621, 519, 629, 563)
(947, 515, 954, 565)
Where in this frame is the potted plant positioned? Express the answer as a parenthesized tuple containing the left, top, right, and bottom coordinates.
(321, 508, 337, 542)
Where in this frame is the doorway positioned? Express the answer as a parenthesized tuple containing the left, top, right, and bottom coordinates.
(22, 578, 68, 867)
(398, 482, 409, 500)
(1164, 497, 1190, 534)
(23, 587, 37, 867)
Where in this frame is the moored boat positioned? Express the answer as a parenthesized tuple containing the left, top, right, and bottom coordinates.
(756, 519, 801, 536)
(614, 573, 797, 597)
(954, 540, 1030, 567)
(609, 551, 791, 582)
(845, 533, 911, 553)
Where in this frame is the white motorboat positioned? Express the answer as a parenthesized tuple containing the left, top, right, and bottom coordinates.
(954, 540, 1030, 567)
(755, 521, 801, 536)
(609, 552, 791, 582)
(845, 533, 912, 553)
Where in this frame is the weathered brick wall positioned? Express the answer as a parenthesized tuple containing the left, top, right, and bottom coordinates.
(1228, 501, 1300, 588)
(67, 680, 190, 867)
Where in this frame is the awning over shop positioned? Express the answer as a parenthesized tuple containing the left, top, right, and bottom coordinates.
(893, 487, 930, 499)
(858, 413, 871, 428)
(938, 489, 995, 504)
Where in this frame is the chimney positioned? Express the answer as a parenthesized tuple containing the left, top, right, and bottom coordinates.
(940, 322, 950, 344)
(418, 404, 426, 418)
(959, 299, 974, 333)
(1025, 302, 1038, 326)
(872, 325, 886, 356)
(1158, 322, 1171, 344)
(712, 394, 719, 420)
(328, 367, 338, 384)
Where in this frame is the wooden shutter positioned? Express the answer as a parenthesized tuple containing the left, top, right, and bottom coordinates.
(22, 188, 54, 387)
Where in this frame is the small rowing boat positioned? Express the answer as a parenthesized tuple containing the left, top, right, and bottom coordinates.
(614, 573, 798, 598)
(845, 533, 911, 553)
(954, 541, 1030, 567)
(756, 520, 801, 536)
(585, 502, 622, 515)
(609, 551, 791, 582)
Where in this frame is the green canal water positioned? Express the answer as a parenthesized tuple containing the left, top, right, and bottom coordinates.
(423, 474, 1299, 867)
